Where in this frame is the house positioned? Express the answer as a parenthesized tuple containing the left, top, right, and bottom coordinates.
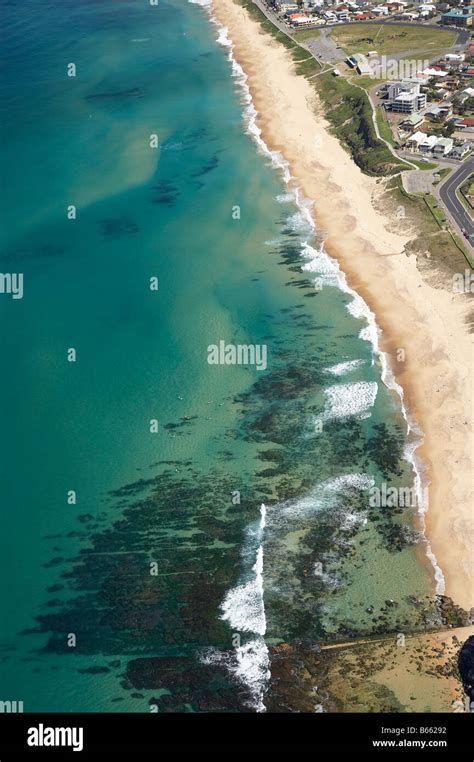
(277, 3, 299, 12)
(441, 5, 474, 26)
(425, 104, 453, 121)
(288, 12, 316, 25)
(456, 117, 474, 131)
(449, 141, 473, 159)
(454, 87, 474, 106)
(422, 67, 449, 79)
(400, 113, 426, 131)
(454, 90, 473, 105)
(445, 53, 465, 63)
(419, 135, 439, 154)
(434, 85, 452, 100)
(383, 1, 406, 10)
(398, 11, 419, 19)
(405, 130, 427, 152)
(432, 137, 454, 156)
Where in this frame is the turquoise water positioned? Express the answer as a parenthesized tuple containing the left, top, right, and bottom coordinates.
(0, 0, 436, 712)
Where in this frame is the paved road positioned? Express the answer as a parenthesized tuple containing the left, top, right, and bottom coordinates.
(438, 158, 474, 239)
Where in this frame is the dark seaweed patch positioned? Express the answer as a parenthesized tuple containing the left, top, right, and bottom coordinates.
(150, 180, 179, 208)
(86, 88, 145, 101)
(98, 218, 139, 238)
(192, 154, 219, 178)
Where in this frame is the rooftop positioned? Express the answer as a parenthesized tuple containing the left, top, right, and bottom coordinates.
(402, 113, 424, 125)
(442, 7, 474, 17)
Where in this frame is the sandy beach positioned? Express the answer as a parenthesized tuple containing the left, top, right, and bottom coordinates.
(211, 0, 473, 609)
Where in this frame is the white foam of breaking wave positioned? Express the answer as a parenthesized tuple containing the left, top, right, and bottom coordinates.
(265, 473, 374, 530)
(201, 638, 270, 713)
(216, 24, 231, 48)
(276, 191, 296, 204)
(322, 473, 374, 493)
(202, 504, 269, 711)
(233, 638, 270, 709)
(298, 231, 439, 598)
(285, 210, 313, 234)
(194, 0, 444, 604)
(324, 359, 365, 376)
(322, 381, 378, 422)
(221, 504, 266, 637)
(221, 547, 266, 635)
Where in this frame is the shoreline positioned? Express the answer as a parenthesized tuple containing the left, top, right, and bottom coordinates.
(207, 0, 473, 609)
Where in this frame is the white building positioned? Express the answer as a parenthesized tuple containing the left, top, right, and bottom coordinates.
(433, 137, 454, 156)
(422, 67, 448, 79)
(406, 132, 454, 155)
(387, 81, 427, 113)
(419, 135, 438, 154)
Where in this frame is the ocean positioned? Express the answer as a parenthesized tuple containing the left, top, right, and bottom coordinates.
(0, 0, 440, 712)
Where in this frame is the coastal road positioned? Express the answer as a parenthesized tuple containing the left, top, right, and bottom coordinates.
(438, 158, 474, 244)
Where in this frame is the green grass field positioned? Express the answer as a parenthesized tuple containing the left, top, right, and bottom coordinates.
(424, 194, 447, 227)
(350, 75, 384, 90)
(375, 106, 395, 146)
(408, 158, 439, 171)
(432, 167, 452, 186)
(330, 24, 457, 56)
(292, 28, 322, 42)
(457, 174, 474, 213)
